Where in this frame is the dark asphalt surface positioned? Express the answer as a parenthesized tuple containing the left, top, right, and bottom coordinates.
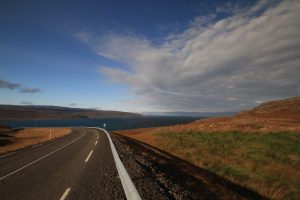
(0, 128, 126, 200)
(0, 127, 266, 200)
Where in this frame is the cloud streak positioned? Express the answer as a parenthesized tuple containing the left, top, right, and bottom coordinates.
(0, 80, 21, 90)
(0, 79, 42, 94)
(80, 0, 300, 112)
(20, 101, 34, 105)
(20, 88, 41, 93)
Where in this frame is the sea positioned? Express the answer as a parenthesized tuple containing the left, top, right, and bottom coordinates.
(2, 116, 204, 131)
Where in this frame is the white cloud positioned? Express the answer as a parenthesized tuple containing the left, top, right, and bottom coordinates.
(78, 0, 300, 112)
(74, 31, 93, 43)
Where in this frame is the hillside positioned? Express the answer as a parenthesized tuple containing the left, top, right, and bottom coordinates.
(189, 96, 300, 133)
(243, 96, 300, 117)
(0, 123, 13, 135)
(142, 111, 235, 117)
(0, 105, 142, 119)
(120, 96, 300, 134)
(117, 96, 300, 199)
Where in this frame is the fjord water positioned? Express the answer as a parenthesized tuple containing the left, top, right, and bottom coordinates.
(2, 116, 203, 131)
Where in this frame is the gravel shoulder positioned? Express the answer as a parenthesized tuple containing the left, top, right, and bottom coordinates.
(111, 132, 268, 200)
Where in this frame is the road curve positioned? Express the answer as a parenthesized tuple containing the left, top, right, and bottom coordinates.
(0, 128, 126, 200)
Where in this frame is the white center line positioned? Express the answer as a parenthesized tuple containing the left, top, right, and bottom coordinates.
(60, 187, 71, 200)
(95, 141, 98, 145)
(0, 132, 85, 181)
(85, 150, 93, 163)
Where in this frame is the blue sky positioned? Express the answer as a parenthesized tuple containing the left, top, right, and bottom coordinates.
(0, 0, 299, 112)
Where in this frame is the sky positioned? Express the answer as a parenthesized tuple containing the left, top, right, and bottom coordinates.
(0, 0, 299, 112)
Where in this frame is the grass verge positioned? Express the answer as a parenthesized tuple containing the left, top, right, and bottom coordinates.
(0, 128, 71, 154)
(128, 130, 300, 199)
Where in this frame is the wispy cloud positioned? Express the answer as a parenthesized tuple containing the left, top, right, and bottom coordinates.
(20, 101, 34, 105)
(20, 88, 41, 93)
(74, 31, 93, 43)
(0, 79, 42, 94)
(0, 80, 21, 90)
(78, 0, 300, 112)
(69, 103, 77, 107)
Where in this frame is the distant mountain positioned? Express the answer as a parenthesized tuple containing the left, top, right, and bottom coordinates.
(0, 105, 142, 119)
(142, 111, 236, 117)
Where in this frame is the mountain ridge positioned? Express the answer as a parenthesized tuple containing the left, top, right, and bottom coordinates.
(0, 105, 142, 119)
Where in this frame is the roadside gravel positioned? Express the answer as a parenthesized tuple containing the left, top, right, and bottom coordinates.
(111, 133, 267, 200)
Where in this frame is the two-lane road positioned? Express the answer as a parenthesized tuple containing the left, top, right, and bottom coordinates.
(0, 128, 126, 200)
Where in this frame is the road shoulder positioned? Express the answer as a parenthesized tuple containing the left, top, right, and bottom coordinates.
(111, 132, 267, 200)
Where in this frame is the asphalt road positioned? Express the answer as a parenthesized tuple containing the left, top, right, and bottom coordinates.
(0, 128, 126, 200)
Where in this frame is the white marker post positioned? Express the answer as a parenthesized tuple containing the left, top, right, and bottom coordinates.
(103, 123, 106, 129)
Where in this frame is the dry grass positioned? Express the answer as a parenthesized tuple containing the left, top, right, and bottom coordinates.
(117, 97, 300, 199)
(118, 130, 300, 200)
(0, 128, 71, 154)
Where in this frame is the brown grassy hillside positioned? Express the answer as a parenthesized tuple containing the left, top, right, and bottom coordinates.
(0, 127, 70, 154)
(189, 96, 300, 133)
(246, 96, 300, 116)
(117, 96, 300, 199)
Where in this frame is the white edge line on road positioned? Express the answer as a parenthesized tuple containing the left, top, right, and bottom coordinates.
(32, 143, 43, 148)
(85, 150, 93, 163)
(60, 187, 71, 200)
(0, 152, 15, 159)
(94, 127, 141, 200)
(0, 132, 85, 181)
(95, 141, 98, 145)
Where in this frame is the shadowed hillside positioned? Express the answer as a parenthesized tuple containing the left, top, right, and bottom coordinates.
(0, 105, 142, 119)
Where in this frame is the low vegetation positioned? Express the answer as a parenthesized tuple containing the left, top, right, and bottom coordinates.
(118, 96, 300, 199)
(0, 128, 70, 154)
(149, 130, 300, 200)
